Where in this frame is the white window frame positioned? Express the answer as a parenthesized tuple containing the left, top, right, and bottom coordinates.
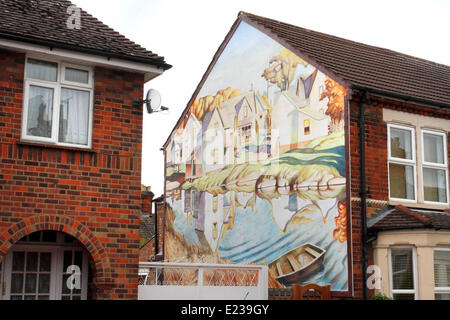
(387, 123, 417, 203)
(434, 247, 450, 299)
(2, 245, 59, 300)
(388, 246, 418, 300)
(421, 129, 449, 205)
(21, 55, 94, 149)
(60, 62, 94, 89)
(1, 233, 89, 300)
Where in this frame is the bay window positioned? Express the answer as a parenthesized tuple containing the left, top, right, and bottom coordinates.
(434, 248, 450, 300)
(21, 57, 93, 148)
(389, 246, 418, 300)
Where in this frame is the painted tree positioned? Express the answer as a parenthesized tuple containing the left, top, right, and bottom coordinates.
(319, 78, 346, 129)
(261, 48, 308, 91)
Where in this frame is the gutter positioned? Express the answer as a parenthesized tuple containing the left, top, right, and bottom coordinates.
(0, 32, 172, 71)
(152, 200, 159, 256)
(350, 84, 450, 110)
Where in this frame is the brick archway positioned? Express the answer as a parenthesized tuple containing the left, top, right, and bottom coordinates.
(0, 214, 113, 297)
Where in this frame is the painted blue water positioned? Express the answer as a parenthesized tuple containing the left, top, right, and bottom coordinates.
(168, 193, 348, 291)
(218, 195, 348, 291)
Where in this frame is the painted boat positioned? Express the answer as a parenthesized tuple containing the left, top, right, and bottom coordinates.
(269, 243, 326, 286)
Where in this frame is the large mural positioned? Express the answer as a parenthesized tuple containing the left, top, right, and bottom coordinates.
(164, 21, 348, 290)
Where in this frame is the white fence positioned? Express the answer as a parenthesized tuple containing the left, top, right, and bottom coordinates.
(138, 262, 268, 300)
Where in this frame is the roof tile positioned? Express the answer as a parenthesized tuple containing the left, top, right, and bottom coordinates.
(241, 11, 450, 107)
(0, 0, 171, 69)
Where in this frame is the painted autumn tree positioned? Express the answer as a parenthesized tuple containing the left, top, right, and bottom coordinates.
(261, 48, 308, 91)
(184, 87, 242, 127)
(319, 78, 346, 129)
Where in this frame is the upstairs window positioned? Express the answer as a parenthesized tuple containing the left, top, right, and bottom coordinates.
(388, 123, 448, 205)
(22, 58, 93, 148)
(388, 124, 416, 201)
(422, 130, 448, 204)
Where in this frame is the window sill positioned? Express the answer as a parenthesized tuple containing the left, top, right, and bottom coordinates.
(388, 200, 449, 211)
(18, 140, 96, 153)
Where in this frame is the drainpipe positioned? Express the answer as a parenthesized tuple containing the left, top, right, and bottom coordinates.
(153, 201, 158, 258)
(359, 91, 369, 300)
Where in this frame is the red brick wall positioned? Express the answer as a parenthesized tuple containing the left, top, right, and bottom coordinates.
(156, 202, 164, 256)
(0, 48, 145, 299)
(348, 91, 450, 299)
(139, 238, 155, 261)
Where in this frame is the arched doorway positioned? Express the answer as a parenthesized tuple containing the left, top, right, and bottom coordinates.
(0, 230, 91, 300)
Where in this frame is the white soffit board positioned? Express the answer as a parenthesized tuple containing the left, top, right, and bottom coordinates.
(0, 38, 164, 83)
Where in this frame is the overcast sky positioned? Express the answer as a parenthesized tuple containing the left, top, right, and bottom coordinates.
(71, 0, 450, 196)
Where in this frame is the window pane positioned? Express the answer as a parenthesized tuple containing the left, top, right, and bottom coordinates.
(27, 59, 57, 82)
(28, 231, 41, 242)
(11, 274, 24, 294)
(27, 86, 53, 138)
(434, 250, 450, 288)
(390, 127, 413, 160)
(389, 163, 415, 200)
(393, 294, 415, 300)
(74, 251, 83, 271)
(423, 133, 445, 164)
(39, 252, 51, 272)
(25, 274, 37, 293)
(42, 230, 57, 242)
(59, 88, 90, 145)
(391, 248, 414, 290)
(12, 252, 25, 271)
(65, 67, 89, 84)
(26, 252, 38, 271)
(435, 293, 450, 300)
(62, 274, 70, 294)
(63, 250, 73, 271)
(423, 168, 447, 203)
(38, 274, 50, 294)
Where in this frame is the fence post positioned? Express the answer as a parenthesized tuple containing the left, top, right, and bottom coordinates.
(198, 267, 204, 286)
(258, 265, 269, 300)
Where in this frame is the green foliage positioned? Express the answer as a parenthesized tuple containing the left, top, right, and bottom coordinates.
(370, 292, 393, 300)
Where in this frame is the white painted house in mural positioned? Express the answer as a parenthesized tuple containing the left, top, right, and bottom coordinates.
(271, 82, 330, 155)
(202, 107, 226, 173)
(182, 114, 202, 164)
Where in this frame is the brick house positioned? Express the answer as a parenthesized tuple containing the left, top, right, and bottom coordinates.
(161, 11, 449, 299)
(0, 0, 170, 300)
(139, 186, 164, 262)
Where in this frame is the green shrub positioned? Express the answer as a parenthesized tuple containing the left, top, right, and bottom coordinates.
(371, 292, 393, 300)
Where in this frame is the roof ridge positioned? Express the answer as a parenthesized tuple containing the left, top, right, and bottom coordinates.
(395, 205, 431, 225)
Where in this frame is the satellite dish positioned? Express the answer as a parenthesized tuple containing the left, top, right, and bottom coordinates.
(145, 89, 161, 113)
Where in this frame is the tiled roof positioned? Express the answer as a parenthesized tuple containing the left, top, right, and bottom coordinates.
(0, 0, 171, 69)
(241, 12, 450, 108)
(368, 205, 450, 231)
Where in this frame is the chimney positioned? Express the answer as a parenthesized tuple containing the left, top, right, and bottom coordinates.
(296, 78, 305, 99)
(141, 185, 154, 214)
